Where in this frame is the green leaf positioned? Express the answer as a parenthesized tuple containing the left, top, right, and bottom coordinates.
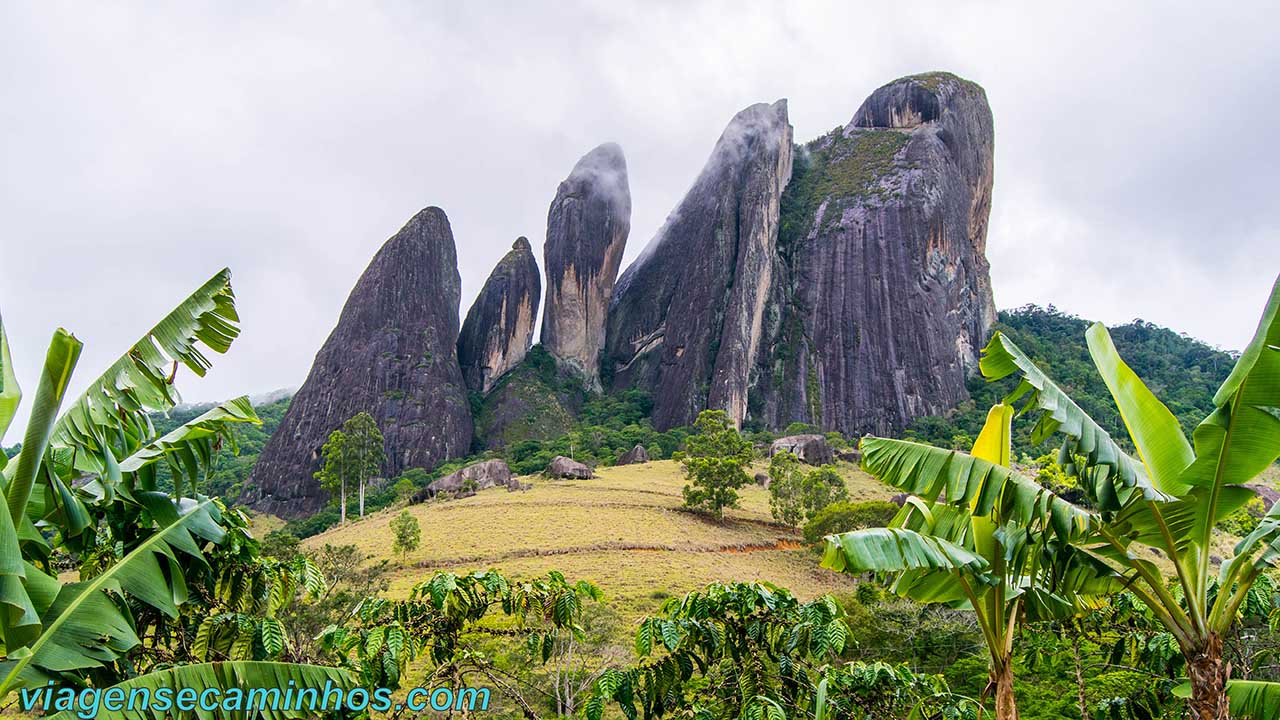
(1086, 322, 1193, 495)
(1172, 679, 1280, 720)
(0, 313, 20, 443)
(47, 268, 241, 477)
(0, 497, 225, 694)
(4, 329, 81, 524)
(821, 527, 991, 578)
(981, 331, 1165, 505)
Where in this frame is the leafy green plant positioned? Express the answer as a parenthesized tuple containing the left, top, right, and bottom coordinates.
(677, 410, 753, 520)
(390, 510, 420, 559)
(802, 500, 900, 545)
(0, 269, 353, 708)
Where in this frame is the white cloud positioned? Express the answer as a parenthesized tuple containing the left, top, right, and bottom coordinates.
(2, 1, 1277, 436)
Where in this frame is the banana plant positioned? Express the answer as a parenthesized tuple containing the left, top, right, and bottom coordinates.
(0, 270, 353, 710)
(838, 274, 1280, 719)
(822, 404, 1110, 720)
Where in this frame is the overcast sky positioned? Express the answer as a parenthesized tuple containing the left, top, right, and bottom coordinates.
(2, 2, 1278, 435)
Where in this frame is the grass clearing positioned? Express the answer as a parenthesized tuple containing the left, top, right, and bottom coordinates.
(302, 459, 893, 619)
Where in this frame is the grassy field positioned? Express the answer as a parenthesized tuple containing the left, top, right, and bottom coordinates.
(301, 459, 895, 619)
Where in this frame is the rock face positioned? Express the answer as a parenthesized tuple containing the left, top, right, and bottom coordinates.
(246, 207, 473, 517)
(541, 143, 631, 388)
(412, 459, 515, 502)
(617, 444, 649, 465)
(605, 101, 793, 429)
(756, 72, 996, 435)
(769, 435, 834, 466)
(457, 237, 541, 395)
(546, 456, 593, 479)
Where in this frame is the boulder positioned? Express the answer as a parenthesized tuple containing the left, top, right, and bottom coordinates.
(837, 449, 862, 464)
(769, 434, 834, 466)
(755, 472, 771, 488)
(457, 237, 541, 395)
(617, 444, 650, 465)
(413, 459, 516, 502)
(542, 143, 631, 388)
(245, 207, 473, 518)
(546, 455, 593, 479)
(605, 100, 793, 429)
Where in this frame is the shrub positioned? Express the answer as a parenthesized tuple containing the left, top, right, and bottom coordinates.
(679, 410, 753, 520)
(803, 500, 900, 545)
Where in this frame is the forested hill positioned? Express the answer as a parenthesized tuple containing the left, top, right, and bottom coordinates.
(905, 304, 1237, 452)
(111, 304, 1237, 523)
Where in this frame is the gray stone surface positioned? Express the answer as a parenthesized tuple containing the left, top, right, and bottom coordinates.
(616, 444, 649, 465)
(756, 72, 997, 435)
(413, 459, 516, 502)
(542, 143, 631, 389)
(546, 455, 593, 479)
(458, 237, 541, 395)
(246, 207, 473, 518)
(605, 101, 793, 429)
(769, 434, 834, 466)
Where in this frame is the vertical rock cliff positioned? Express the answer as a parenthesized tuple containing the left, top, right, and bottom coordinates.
(755, 72, 996, 435)
(245, 207, 473, 517)
(541, 143, 631, 389)
(604, 100, 793, 429)
(458, 237, 541, 395)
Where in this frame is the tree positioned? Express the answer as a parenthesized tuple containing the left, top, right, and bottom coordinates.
(769, 453, 850, 527)
(314, 412, 386, 523)
(342, 412, 385, 518)
(822, 404, 1108, 720)
(677, 410, 753, 520)
(315, 428, 350, 524)
(832, 273, 1280, 720)
(390, 510, 420, 559)
(0, 269, 351, 708)
(392, 476, 416, 503)
(768, 450, 806, 526)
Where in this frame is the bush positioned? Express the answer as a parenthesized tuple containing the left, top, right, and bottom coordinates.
(803, 500, 900, 545)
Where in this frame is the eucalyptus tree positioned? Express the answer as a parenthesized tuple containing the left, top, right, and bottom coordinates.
(0, 269, 351, 717)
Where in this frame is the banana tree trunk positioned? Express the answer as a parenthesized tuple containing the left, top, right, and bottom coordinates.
(1186, 633, 1230, 720)
(990, 660, 1019, 720)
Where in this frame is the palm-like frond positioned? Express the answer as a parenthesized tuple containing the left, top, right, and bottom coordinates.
(981, 331, 1167, 507)
(46, 268, 240, 477)
(0, 497, 226, 694)
(38, 662, 356, 720)
(859, 436, 1093, 542)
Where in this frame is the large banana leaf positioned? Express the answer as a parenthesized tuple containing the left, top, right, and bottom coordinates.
(859, 436, 1093, 542)
(37, 662, 356, 720)
(1172, 679, 1280, 720)
(0, 313, 19, 443)
(1183, 275, 1280, 546)
(821, 527, 992, 590)
(4, 330, 80, 524)
(981, 331, 1166, 507)
(44, 268, 240, 477)
(1085, 323, 1194, 496)
(0, 497, 226, 694)
(117, 396, 259, 497)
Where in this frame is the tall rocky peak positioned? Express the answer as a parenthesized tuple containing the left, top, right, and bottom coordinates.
(245, 207, 474, 518)
(458, 236, 541, 395)
(755, 71, 997, 435)
(541, 143, 631, 389)
(605, 100, 793, 430)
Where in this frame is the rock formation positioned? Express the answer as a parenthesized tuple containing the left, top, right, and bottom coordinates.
(541, 143, 631, 388)
(605, 101, 793, 429)
(546, 456, 593, 479)
(457, 237, 541, 395)
(769, 435, 834, 466)
(246, 207, 473, 517)
(412, 459, 516, 502)
(755, 72, 996, 435)
(617, 444, 649, 465)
